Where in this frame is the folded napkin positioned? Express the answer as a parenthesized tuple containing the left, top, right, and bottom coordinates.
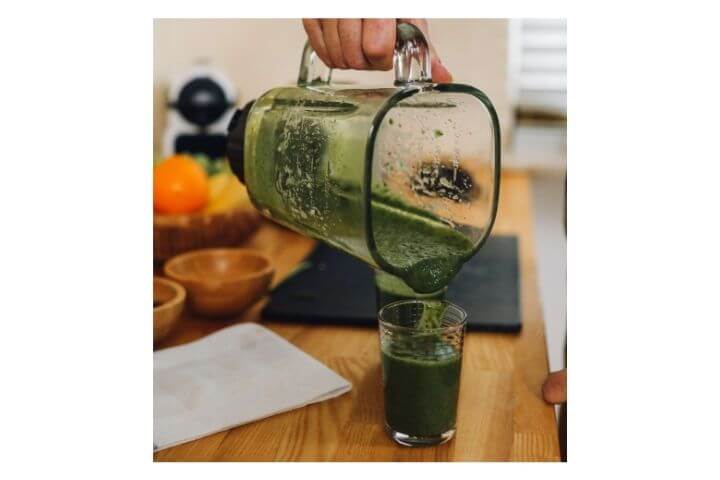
(154, 323, 351, 451)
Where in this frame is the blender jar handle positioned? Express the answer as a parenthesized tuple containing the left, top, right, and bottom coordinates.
(393, 22, 432, 85)
(297, 42, 333, 86)
(297, 21, 432, 87)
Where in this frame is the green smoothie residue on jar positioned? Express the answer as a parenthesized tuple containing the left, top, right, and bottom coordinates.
(245, 88, 476, 295)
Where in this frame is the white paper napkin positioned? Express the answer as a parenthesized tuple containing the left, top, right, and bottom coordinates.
(153, 323, 351, 451)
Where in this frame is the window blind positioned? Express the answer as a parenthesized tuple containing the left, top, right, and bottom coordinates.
(510, 19, 567, 117)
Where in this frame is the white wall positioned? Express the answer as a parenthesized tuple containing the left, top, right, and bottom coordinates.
(153, 18, 513, 153)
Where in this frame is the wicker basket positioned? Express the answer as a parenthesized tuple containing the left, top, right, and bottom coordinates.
(154, 205, 262, 261)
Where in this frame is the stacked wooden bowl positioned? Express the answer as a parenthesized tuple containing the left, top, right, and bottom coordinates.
(154, 205, 261, 261)
(153, 206, 260, 261)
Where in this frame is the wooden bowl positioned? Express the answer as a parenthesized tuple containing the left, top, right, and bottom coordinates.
(154, 206, 262, 262)
(154, 277, 186, 342)
(164, 248, 274, 317)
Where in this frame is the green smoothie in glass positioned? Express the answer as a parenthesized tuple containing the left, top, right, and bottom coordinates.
(378, 300, 467, 446)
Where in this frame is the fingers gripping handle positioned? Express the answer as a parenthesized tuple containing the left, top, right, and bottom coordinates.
(297, 21, 432, 87)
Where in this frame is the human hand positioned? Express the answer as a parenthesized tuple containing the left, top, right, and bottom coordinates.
(301, 18, 453, 83)
(542, 369, 567, 404)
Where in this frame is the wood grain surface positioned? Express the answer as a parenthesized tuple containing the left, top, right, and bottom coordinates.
(153, 171, 561, 462)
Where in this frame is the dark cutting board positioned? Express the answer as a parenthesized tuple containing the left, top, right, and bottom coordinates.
(263, 235, 521, 332)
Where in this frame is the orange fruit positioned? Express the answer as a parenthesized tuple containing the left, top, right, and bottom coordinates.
(154, 155, 209, 214)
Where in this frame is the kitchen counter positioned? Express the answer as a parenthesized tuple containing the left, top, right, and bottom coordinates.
(153, 171, 561, 462)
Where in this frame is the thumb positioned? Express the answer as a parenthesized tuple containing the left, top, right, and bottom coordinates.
(431, 56, 453, 83)
(542, 369, 567, 404)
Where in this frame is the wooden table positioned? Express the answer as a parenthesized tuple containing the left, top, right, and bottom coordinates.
(154, 171, 560, 462)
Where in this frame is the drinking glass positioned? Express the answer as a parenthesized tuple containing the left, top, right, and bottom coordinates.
(378, 299, 467, 446)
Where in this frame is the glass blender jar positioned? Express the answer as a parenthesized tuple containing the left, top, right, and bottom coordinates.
(226, 22, 501, 295)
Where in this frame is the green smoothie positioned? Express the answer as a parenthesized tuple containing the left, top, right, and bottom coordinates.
(371, 197, 475, 293)
(381, 343, 462, 438)
(374, 270, 446, 310)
